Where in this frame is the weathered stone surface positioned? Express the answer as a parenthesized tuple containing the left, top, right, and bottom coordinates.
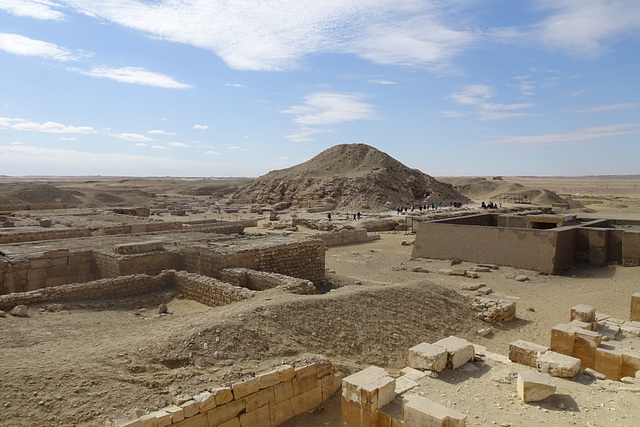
(595, 348, 622, 381)
(571, 304, 596, 322)
(433, 336, 475, 369)
(537, 351, 580, 378)
(631, 293, 640, 322)
(403, 394, 467, 427)
(550, 323, 576, 356)
(9, 304, 28, 317)
(408, 342, 448, 373)
(460, 282, 485, 291)
(509, 340, 549, 368)
(517, 371, 556, 402)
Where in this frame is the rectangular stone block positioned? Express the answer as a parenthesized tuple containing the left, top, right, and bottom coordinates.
(239, 404, 270, 427)
(321, 372, 342, 401)
(400, 366, 428, 382)
(509, 340, 549, 368)
(193, 391, 216, 413)
(232, 377, 260, 399)
(549, 324, 576, 356)
(245, 387, 275, 412)
(30, 258, 51, 269)
(217, 418, 240, 427)
(273, 380, 294, 403)
(573, 328, 602, 370)
(173, 413, 209, 427)
(631, 293, 640, 322)
(206, 399, 246, 426)
(163, 405, 185, 423)
(180, 400, 199, 418)
(408, 342, 447, 372)
(595, 348, 622, 381)
(537, 351, 580, 378)
(403, 395, 467, 427)
(270, 399, 294, 426)
(432, 336, 474, 369)
(152, 410, 172, 427)
(620, 351, 640, 379)
(258, 368, 282, 390)
(289, 384, 322, 415)
(292, 364, 318, 395)
(278, 364, 295, 382)
(571, 304, 596, 322)
(45, 249, 69, 258)
(342, 366, 390, 407)
(517, 371, 556, 403)
(569, 319, 598, 331)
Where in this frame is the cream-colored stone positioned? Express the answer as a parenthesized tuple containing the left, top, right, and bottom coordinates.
(193, 391, 216, 413)
(180, 400, 199, 418)
(400, 366, 428, 381)
(163, 405, 185, 423)
(232, 376, 260, 399)
(408, 342, 448, 372)
(403, 394, 467, 427)
(537, 351, 580, 378)
(550, 323, 576, 356)
(509, 340, 549, 368)
(516, 371, 556, 402)
(571, 304, 596, 322)
(432, 336, 475, 369)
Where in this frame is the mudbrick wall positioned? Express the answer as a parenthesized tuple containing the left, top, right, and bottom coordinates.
(173, 270, 256, 307)
(220, 267, 316, 294)
(115, 360, 343, 427)
(0, 228, 92, 244)
(0, 249, 95, 294)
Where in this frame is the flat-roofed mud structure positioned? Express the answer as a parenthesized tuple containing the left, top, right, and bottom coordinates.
(411, 211, 640, 274)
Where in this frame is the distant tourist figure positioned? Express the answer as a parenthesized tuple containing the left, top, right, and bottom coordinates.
(327, 212, 331, 221)
(481, 201, 487, 209)
(353, 213, 356, 220)
(357, 212, 361, 220)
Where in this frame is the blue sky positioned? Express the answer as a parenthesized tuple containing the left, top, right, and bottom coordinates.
(1, 0, 639, 177)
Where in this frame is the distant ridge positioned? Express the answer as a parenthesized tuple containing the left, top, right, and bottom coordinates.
(232, 143, 470, 210)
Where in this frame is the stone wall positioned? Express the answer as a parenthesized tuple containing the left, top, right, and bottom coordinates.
(622, 230, 640, 267)
(118, 359, 343, 427)
(0, 203, 68, 211)
(91, 250, 182, 279)
(0, 228, 91, 244)
(0, 272, 173, 311)
(316, 228, 381, 247)
(173, 270, 256, 307)
(220, 267, 316, 294)
(0, 249, 95, 294)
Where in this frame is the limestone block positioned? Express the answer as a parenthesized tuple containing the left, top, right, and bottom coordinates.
(537, 351, 580, 378)
(408, 342, 448, 372)
(211, 387, 234, 406)
(509, 340, 549, 368)
(45, 249, 69, 259)
(595, 348, 622, 381)
(403, 395, 467, 427)
(292, 364, 318, 394)
(516, 371, 557, 402)
(115, 419, 144, 427)
(432, 336, 475, 369)
(180, 400, 199, 418)
(438, 268, 454, 276)
(9, 304, 28, 317)
(549, 324, 576, 356)
(460, 282, 485, 291)
(245, 387, 275, 412)
(400, 366, 428, 382)
(270, 399, 294, 426)
(631, 293, 640, 322)
(239, 404, 270, 427)
(172, 413, 208, 427)
(342, 365, 395, 410)
(620, 322, 640, 337)
(273, 380, 294, 403)
(217, 418, 241, 427)
(163, 405, 184, 423)
(571, 304, 596, 322)
(622, 351, 640, 379)
(193, 391, 216, 413)
(341, 397, 372, 427)
(289, 384, 322, 414)
(138, 413, 158, 427)
(232, 376, 260, 399)
(573, 328, 602, 370)
(321, 372, 343, 401)
(569, 319, 598, 331)
(30, 258, 51, 269)
(395, 376, 418, 394)
(278, 364, 295, 382)
(206, 399, 246, 426)
(152, 410, 172, 427)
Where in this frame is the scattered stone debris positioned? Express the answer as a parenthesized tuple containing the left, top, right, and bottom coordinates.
(472, 297, 516, 323)
(9, 304, 28, 317)
(158, 303, 168, 314)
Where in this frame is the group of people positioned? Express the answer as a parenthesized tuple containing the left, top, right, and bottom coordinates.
(327, 212, 361, 221)
(395, 201, 464, 214)
(480, 201, 499, 209)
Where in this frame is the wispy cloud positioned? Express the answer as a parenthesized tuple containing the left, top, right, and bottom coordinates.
(565, 103, 638, 113)
(448, 85, 494, 106)
(114, 133, 152, 142)
(194, 124, 209, 130)
(478, 103, 537, 121)
(78, 66, 191, 89)
(10, 119, 95, 133)
(285, 127, 333, 143)
(152, 145, 169, 150)
(485, 124, 638, 147)
(0, 0, 65, 21)
(368, 79, 397, 85)
(447, 85, 536, 120)
(282, 92, 376, 126)
(225, 83, 246, 88)
(569, 88, 590, 97)
(50, 1, 474, 71)
(0, 33, 81, 61)
(167, 142, 189, 148)
(149, 129, 177, 135)
(206, 150, 221, 156)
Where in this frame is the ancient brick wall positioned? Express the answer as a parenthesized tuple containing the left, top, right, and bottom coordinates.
(1, 249, 95, 295)
(316, 228, 380, 247)
(173, 270, 256, 307)
(0, 272, 173, 310)
(0, 228, 91, 244)
(220, 267, 316, 294)
(118, 360, 342, 427)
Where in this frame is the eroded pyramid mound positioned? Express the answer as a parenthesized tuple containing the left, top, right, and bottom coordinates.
(232, 143, 470, 210)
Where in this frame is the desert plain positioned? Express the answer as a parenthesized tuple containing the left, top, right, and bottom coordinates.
(1, 173, 640, 426)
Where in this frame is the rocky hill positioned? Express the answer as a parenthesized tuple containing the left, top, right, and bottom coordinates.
(231, 143, 470, 210)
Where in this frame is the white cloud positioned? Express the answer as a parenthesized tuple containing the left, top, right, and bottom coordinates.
(11, 141, 23, 145)
(54, 1, 474, 71)
(114, 133, 152, 142)
(194, 124, 209, 130)
(565, 103, 638, 113)
(285, 127, 333, 143)
(485, 124, 638, 147)
(0, 33, 80, 61)
(78, 66, 191, 89)
(206, 150, 221, 155)
(449, 85, 494, 106)
(11, 120, 95, 133)
(134, 143, 147, 147)
(0, 0, 65, 21)
(167, 142, 188, 148)
(478, 103, 537, 121)
(228, 146, 242, 150)
(58, 137, 77, 141)
(152, 145, 169, 150)
(569, 88, 590, 97)
(225, 83, 246, 88)
(369, 79, 397, 85)
(282, 92, 376, 125)
(149, 129, 177, 135)
(0, 144, 259, 176)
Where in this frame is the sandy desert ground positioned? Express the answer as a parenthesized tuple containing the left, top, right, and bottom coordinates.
(1, 175, 639, 426)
